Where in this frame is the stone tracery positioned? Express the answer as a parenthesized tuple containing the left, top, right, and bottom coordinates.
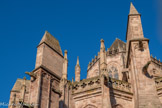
(108, 65, 119, 79)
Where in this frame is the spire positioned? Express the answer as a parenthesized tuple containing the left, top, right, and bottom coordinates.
(100, 39, 107, 74)
(126, 3, 144, 40)
(75, 56, 81, 82)
(129, 2, 139, 15)
(62, 50, 68, 79)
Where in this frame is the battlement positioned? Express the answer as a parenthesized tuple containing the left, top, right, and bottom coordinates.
(108, 77, 132, 94)
(87, 48, 125, 71)
(151, 55, 162, 66)
(87, 54, 100, 71)
(72, 76, 101, 94)
(71, 76, 132, 95)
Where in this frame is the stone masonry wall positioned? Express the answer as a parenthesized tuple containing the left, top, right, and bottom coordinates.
(35, 43, 64, 78)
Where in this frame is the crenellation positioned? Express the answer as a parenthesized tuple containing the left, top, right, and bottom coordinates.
(151, 56, 162, 66)
(87, 57, 99, 71)
(108, 77, 132, 93)
(87, 54, 100, 71)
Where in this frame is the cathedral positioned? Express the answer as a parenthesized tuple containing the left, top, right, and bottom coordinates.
(9, 3, 162, 108)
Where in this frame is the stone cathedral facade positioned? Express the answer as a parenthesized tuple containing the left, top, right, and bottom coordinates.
(9, 3, 162, 108)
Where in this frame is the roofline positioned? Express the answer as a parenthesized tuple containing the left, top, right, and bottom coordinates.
(109, 38, 126, 50)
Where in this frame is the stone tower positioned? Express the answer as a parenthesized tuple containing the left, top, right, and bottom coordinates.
(9, 31, 64, 108)
(126, 3, 162, 108)
(30, 31, 64, 108)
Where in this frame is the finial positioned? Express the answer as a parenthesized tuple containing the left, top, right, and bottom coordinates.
(88, 62, 91, 70)
(151, 54, 153, 57)
(23, 77, 26, 80)
(155, 56, 157, 59)
(100, 39, 104, 43)
(64, 50, 68, 59)
(72, 77, 74, 83)
(64, 50, 67, 53)
(159, 59, 160, 62)
(75, 57, 81, 82)
(100, 39, 105, 51)
(76, 56, 80, 66)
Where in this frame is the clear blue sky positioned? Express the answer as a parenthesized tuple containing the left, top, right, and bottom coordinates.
(0, 0, 161, 105)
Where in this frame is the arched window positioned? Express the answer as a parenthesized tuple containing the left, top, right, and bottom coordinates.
(108, 65, 119, 79)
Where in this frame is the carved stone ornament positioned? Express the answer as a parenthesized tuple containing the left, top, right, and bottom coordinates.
(25, 71, 37, 81)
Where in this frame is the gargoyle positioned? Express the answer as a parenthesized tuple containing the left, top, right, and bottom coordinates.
(25, 71, 37, 80)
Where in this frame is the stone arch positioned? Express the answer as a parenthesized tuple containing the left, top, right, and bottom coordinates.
(83, 104, 97, 108)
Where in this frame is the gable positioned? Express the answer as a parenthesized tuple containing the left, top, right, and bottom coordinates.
(109, 38, 126, 51)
